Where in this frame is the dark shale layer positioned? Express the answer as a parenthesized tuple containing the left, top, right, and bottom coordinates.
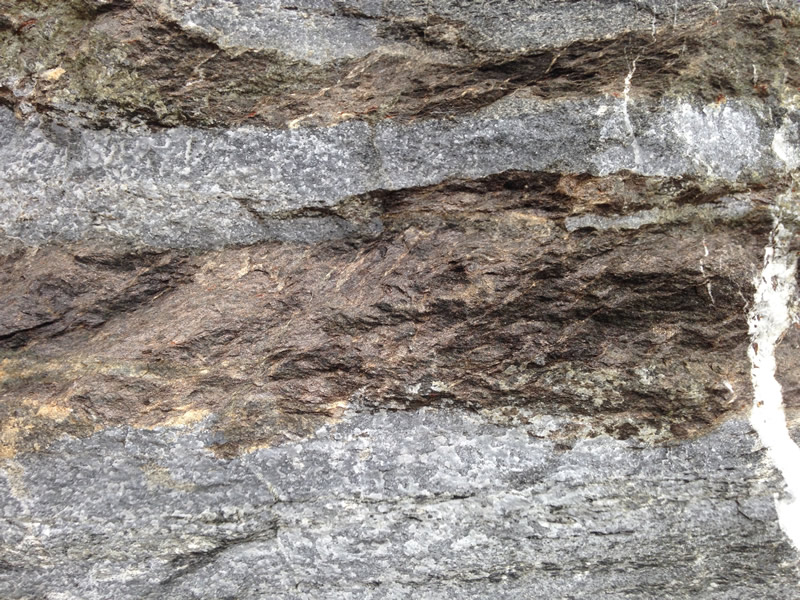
(1, 1, 800, 599)
(0, 0, 799, 129)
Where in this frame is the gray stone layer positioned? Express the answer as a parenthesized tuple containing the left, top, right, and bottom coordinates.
(159, 0, 756, 62)
(1, 98, 798, 248)
(1, 411, 798, 600)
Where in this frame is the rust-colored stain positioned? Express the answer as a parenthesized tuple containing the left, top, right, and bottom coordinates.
(0, 2, 797, 128)
(0, 172, 781, 459)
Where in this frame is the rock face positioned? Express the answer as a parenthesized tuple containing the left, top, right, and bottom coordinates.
(1, 1, 799, 598)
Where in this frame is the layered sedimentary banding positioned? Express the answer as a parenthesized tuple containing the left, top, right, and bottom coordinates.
(0, 97, 798, 248)
(0, 169, 789, 460)
(1, 0, 800, 598)
(1, 0, 799, 129)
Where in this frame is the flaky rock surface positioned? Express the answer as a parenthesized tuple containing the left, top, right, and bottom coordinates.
(1, 1, 800, 598)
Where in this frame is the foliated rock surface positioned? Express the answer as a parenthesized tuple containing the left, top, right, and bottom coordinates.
(2, 414, 799, 600)
(1, 1, 800, 598)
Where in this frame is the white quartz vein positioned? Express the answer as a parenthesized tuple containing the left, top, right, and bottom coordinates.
(747, 206, 800, 552)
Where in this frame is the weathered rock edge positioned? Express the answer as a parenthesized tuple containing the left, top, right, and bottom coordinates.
(1, 0, 798, 129)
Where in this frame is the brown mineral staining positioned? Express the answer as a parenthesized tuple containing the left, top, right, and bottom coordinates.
(141, 462, 196, 493)
(777, 323, 800, 412)
(0, 172, 777, 458)
(0, 1, 798, 128)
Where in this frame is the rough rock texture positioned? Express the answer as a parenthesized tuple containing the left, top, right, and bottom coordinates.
(2, 415, 799, 600)
(1, 1, 800, 598)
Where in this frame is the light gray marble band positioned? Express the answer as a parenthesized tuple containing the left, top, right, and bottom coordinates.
(1, 98, 797, 248)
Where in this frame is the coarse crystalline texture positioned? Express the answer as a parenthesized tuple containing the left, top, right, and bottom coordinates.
(1, 0, 800, 598)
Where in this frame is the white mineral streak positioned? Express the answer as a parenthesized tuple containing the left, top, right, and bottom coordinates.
(747, 203, 800, 551)
(773, 114, 800, 171)
(621, 58, 642, 169)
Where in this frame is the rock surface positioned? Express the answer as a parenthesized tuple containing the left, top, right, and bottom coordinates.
(1, 1, 800, 598)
